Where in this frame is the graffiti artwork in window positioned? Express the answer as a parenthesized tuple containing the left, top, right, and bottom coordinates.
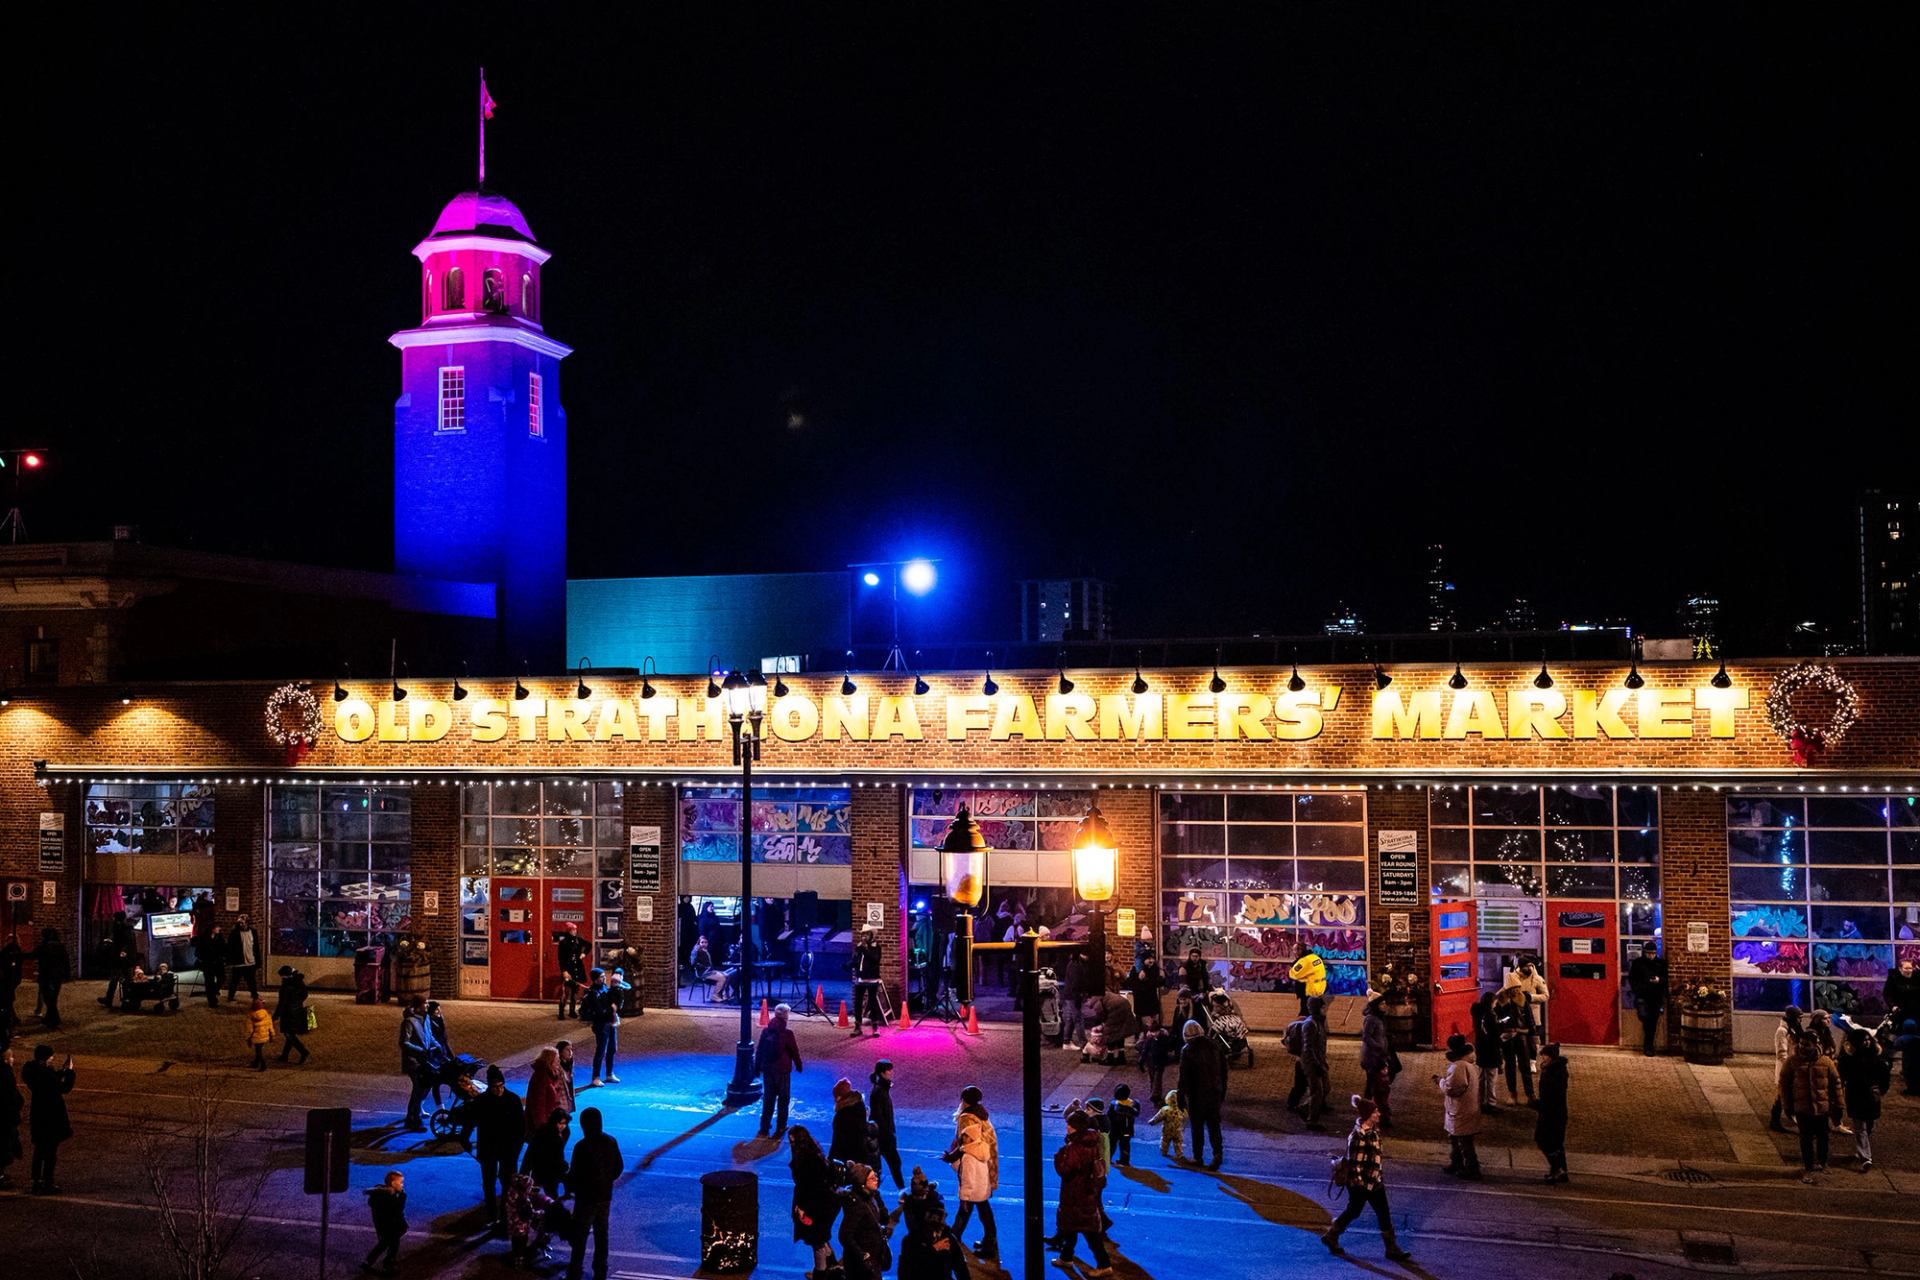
(682, 786, 852, 864)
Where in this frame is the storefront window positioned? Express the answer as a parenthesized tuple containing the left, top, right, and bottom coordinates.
(461, 782, 627, 969)
(1729, 792, 1918, 1016)
(268, 785, 411, 958)
(1160, 789, 1369, 997)
(683, 786, 852, 863)
(85, 781, 214, 858)
(1429, 784, 1660, 993)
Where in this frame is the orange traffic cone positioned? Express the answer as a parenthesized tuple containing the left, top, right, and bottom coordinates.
(966, 1004, 980, 1036)
(897, 998, 912, 1032)
(837, 999, 850, 1028)
(815, 984, 827, 1015)
(758, 998, 771, 1028)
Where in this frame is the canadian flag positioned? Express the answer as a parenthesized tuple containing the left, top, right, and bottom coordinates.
(482, 80, 497, 120)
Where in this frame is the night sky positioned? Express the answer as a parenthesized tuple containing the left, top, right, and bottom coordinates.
(18, 7, 1910, 649)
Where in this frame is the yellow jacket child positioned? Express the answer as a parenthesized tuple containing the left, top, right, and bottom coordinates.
(246, 997, 275, 1070)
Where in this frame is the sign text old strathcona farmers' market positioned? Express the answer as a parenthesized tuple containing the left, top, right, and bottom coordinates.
(329, 682, 1751, 746)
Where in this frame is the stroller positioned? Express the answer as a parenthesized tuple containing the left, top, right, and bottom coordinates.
(427, 1052, 489, 1141)
(120, 967, 181, 1013)
(1207, 992, 1254, 1067)
(1035, 968, 1062, 1041)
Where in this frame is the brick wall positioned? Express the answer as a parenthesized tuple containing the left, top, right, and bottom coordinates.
(408, 784, 460, 997)
(1098, 788, 1156, 984)
(1365, 787, 1432, 1036)
(621, 784, 678, 1011)
(851, 786, 908, 1009)
(1658, 787, 1732, 1038)
(212, 782, 265, 942)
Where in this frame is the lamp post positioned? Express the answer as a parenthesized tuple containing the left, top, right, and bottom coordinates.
(1019, 925, 1043, 1280)
(938, 806, 990, 1015)
(1070, 801, 1119, 995)
(721, 667, 767, 1107)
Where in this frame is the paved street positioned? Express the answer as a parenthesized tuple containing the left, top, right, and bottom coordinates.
(7, 984, 1919, 1279)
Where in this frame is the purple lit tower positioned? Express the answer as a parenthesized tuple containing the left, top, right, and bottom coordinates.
(390, 189, 570, 670)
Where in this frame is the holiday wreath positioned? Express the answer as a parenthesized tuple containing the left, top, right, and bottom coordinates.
(1764, 662, 1860, 766)
(265, 682, 325, 761)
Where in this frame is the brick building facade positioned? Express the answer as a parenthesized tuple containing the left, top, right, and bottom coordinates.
(2, 658, 1914, 1050)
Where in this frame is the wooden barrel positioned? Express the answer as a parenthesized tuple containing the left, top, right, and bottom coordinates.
(1381, 1000, 1419, 1051)
(392, 963, 433, 1002)
(1680, 1005, 1730, 1064)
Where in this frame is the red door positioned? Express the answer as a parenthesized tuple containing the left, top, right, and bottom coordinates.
(541, 879, 592, 1003)
(1428, 900, 1478, 1046)
(491, 878, 541, 1000)
(1545, 900, 1618, 1046)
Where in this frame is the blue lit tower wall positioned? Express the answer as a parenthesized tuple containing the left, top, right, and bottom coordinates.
(391, 191, 570, 670)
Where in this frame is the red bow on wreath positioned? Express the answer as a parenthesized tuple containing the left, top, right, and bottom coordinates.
(1788, 730, 1819, 767)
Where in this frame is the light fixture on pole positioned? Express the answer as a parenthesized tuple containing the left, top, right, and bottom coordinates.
(720, 665, 767, 1107)
(938, 806, 991, 1016)
(841, 650, 858, 697)
(772, 666, 790, 699)
(640, 656, 658, 700)
(1057, 653, 1074, 697)
(1624, 639, 1645, 690)
(983, 652, 999, 697)
(1208, 647, 1227, 695)
(1070, 800, 1118, 995)
(706, 654, 723, 701)
(1373, 663, 1393, 691)
(1287, 652, 1306, 694)
(1448, 661, 1468, 691)
(452, 662, 469, 702)
(333, 664, 350, 703)
(392, 663, 408, 703)
(1710, 658, 1732, 690)
(1534, 653, 1554, 690)
(575, 657, 594, 701)
(514, 662, 531, 701)
(912, 651, 930, 697)
(1131, 651, 1149, 696)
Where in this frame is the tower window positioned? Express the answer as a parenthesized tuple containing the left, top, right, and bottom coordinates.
(482, 268, 507, 314)
(528, 373, 544, 439)
(521, 273, 535, 320)
(437, 366, 466, 433)
(423, 270, 433, 320)
(443, 266, 465, 310)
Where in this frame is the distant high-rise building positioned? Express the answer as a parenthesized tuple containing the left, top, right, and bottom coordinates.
(1019, 578, 1111, 642)
(1324, 601, 1366, 636)
(1861, 491, 1917, 654)
(1501, 597, 1537, 632)
(1425, 543, 1456, 632)
(1677, 594, 1721, 654)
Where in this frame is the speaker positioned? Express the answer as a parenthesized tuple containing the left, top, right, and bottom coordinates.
(790, 890, 819, 932)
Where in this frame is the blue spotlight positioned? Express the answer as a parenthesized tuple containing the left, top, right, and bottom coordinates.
(901, 560, 937, 595)
(862, 571, 882, 587)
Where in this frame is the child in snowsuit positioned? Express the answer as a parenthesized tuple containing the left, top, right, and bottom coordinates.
(1148, 1089, 1186, 1161)
(1110, 1085, 1139, 1167)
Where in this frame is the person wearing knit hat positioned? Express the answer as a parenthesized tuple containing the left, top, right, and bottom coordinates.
(471, 1061, 525, 1230)
(837, 1161, 891, 1280)
(869, 1059, 903, 1189)
(943, 1085, 1000, 1261)
(1053, 1107, 1114, 1276)
(1177, 1012, 1228, 1169)
(1321, 1092, 1411, 1261)
(830, 1077, 876, 1170)
(1437, 1032, 1484, 1179)
(753, 1001, 803, 1138)
(1535, 1042, 1571, 1184)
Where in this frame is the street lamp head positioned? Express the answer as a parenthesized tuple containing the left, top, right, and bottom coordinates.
(746, 668, 769, 715)
(938, 806, 992, 910)
(721, 668, 752, 718)
(1070, 801, 1118, 902)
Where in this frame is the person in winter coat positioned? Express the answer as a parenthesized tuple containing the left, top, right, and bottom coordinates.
(1148, 1089, 1185, 1161)
(1, 1046, 24, 1190)
(503, 1171, 559, 1268)
(943, 1085, 1000, 1261)
(1495, 982, 1536, 1105)
(245, 994, 274, 1070)
(1837, 1027, 1887, 1172)
(1778, 1035, 1843, 1180)
(1359, 998, 1396, 1126)
(399, 994, 440, 1130)
(1516, 959, 1550, 1046)
(470, 1064, 526, 1227)
(99, 911, 137, 1008)
(1320, 1094, 1412, 1262)
(31, 929, 69, 1029)
(274, 966, 310, 1065)
(754, 1003, 804, 1137)
(22, 1044, 74, 1194)
(1471, 991, 1503, 1111)
(850, 927, 885, 1037)
(1535, 1042, 1570, 1183)
(555, 922, 590, 1020)
(1052, 1110, 1113, 1276)
(1137, 1016, 1175, 1105)
(224, 915, 261, 1002)
(869, 1060, 903, 1188)
(1626, 941, 1667, 1056)
(1177, 1018, 1227, 1168)
(0, 936, 23, 1040)
(837, 1161, 894, 1280)
(190, 896, 222, 1007)
(525, 1047, 568, 1138)
(1884, 959, 1919, 1030)
(899, 1192, 971, 1280)
(1081, 991, 1138, 1065)
(830, 1076, 876, 1168)
(521, 1107, 571, 1197)
(1436, 1033, 1483, 1179)
(1109, 1084, 1138, 1167)
(1180, 947, 1211, 997)
(363, 1170, 409, 1274)
(1895, 1017, 1920, 1097)
(1770, 1006, 1806, 1132)
(426, 1001, 453, 1105)
(579, 968, 622, 1087)
(565, 1106, 623, 1280)
(1287, 996, 1331, 1125)
(787, 1125, 842, 1276)
(555, 1039, 578, 1113)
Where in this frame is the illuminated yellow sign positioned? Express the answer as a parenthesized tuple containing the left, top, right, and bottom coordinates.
(329, 680, 1752, 746)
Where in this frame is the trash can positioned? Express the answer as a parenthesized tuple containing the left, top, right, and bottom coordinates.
(699, 1169, 758, 1273)
(354, 944, 386, 1005)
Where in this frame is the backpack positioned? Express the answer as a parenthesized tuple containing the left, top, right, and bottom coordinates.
(1283, 1019, 1306, 1058)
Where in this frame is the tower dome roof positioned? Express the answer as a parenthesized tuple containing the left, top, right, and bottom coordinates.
(428, 189, 536, 243)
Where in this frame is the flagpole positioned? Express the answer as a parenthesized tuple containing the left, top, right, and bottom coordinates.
(478, 66, 486, 187)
